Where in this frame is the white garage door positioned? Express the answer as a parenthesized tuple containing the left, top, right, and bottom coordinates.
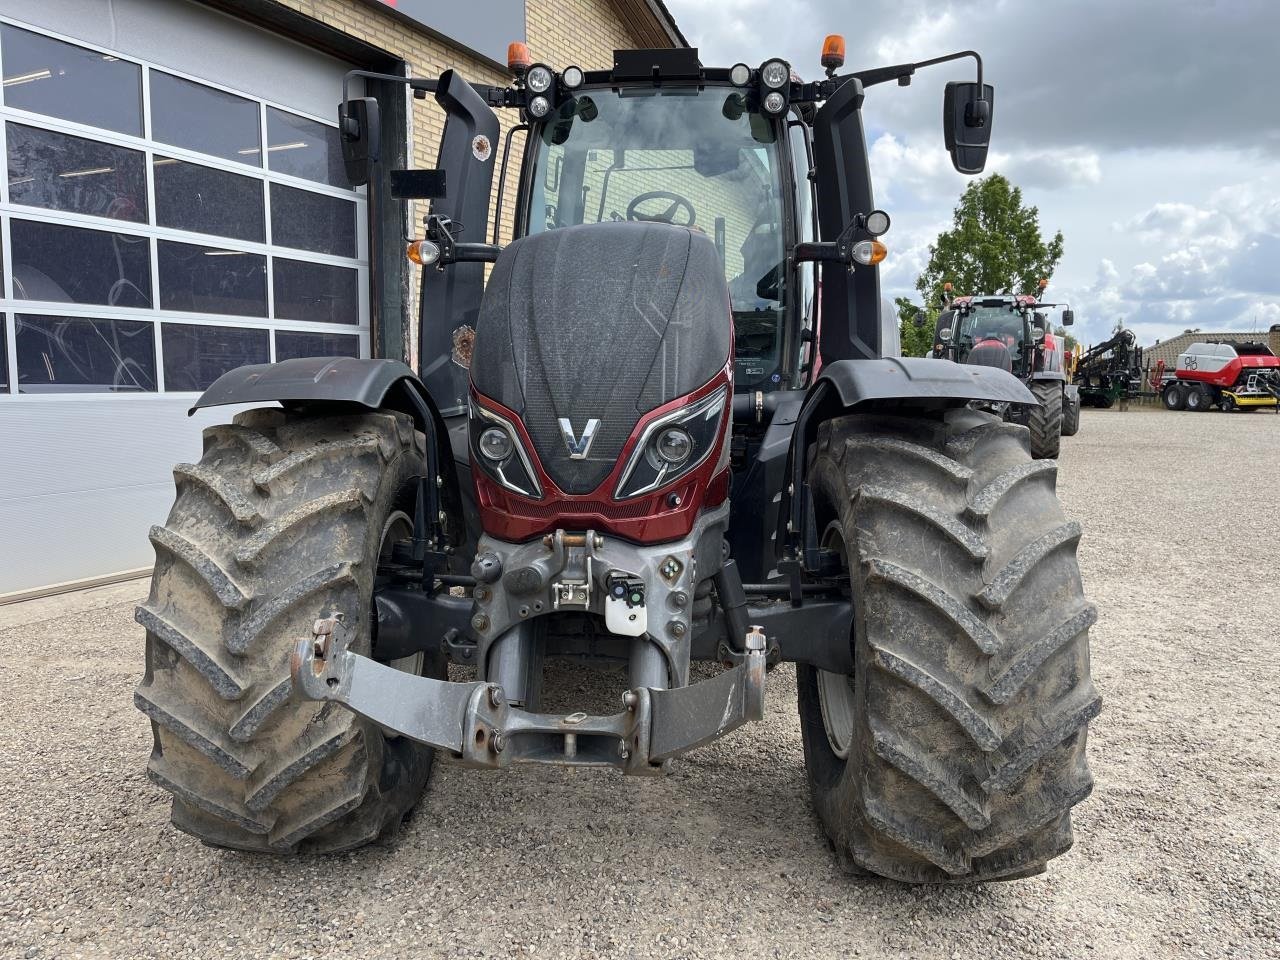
(0, 3, 368, 596)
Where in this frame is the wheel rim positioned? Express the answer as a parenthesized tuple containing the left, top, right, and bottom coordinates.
(378, 510, 424, 677)
(815, 521, 856, 760)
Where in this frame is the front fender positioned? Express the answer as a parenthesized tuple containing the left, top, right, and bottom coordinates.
(815, 356, 1036, 407)
(189, 356, 466, 551)
(778, 358, 1033, 572)
(190, 356, 428, 415)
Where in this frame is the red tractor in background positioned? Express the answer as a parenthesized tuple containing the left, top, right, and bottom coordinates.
(933, 282, 1079, 457)
(1160, 340, 1280, 412)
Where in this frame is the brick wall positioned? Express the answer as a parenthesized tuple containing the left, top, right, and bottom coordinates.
(267, 0, 674, 365)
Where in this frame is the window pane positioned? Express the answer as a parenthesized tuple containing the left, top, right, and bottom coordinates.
(275, 330, 359, 361)
(15, 314, 155, 393)
(10, 219, 151, 307)
(0, 25, 142, 135)
(162, 323, 268, 392)
(7, 123, 147, 223)
(150, 71, 260, 163)
(270, 183, 356, 257)
(272, 258, 358, 324)
(158, 241, 266, 317)
(154, 156, 265, 242)
(266, 108, 347, 188)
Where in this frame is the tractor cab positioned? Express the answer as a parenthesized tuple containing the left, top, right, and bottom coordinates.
(937, 293, 1073, 378)
(524, 83, 793, 393)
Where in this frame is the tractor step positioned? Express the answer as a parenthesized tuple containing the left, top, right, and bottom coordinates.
(292, 615, 767, 774)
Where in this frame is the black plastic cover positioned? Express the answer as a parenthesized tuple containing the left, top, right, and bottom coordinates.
(816, 357, 1036, 407)
(190, 356, 426, 413)
(470, 221, 731, 494)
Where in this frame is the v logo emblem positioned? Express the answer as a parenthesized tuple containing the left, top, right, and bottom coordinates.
(558, 417, 601, 459)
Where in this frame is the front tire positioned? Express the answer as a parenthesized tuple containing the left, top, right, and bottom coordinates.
(134, 407, 439, 853)
(1027, 381, 1063, 458)
(1061, 393, 1081, 437)
(1163, 383, 1186, 410)
(797, 409, 1100, 883)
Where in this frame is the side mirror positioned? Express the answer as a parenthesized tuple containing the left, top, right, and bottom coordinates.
(1062, 309, 1075, 326)
(943, 81, 994, 174)
(338, 97, 381, 186)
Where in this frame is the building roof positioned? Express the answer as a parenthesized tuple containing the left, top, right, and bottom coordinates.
(1143, 331, 1277, 370)
(612, 0, 688, 48)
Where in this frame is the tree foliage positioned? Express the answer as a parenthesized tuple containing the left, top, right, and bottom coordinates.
(896, 174, 1065, 357)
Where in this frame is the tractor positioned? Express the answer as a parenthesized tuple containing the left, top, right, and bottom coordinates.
(134, 37, 1098, 884)
(933, 285, 1080, 457)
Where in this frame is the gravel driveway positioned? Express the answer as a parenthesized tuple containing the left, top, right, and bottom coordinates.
(2, 408, 1277, 960)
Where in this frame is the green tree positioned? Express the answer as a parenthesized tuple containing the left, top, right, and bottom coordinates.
(895, 174, 1065, 357)
(917, 174, 1064, 302)
(896, 296, 935, 357)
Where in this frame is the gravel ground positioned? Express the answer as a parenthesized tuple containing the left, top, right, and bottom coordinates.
(2, 408, 1278, 960)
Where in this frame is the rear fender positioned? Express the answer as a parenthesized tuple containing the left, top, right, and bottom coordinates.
(190, 357, 467, 550)
(778, 357, 1033, 571)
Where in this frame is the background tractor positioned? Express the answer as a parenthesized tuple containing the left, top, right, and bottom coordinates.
(134, 38, 1098, 883)
(1160, 340, 1280, 412)
(932, 286, 1079, 457)
(1071, 328, 1143, 411)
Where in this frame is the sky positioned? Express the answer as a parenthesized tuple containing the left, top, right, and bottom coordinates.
(663, 0, 1280, 349)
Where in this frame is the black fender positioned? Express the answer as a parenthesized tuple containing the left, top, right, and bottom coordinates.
(778, 357, 1034, 573)
(190, 357, 466, 550)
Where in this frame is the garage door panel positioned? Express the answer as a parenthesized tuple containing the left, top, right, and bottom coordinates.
(0, 7, 367, 595)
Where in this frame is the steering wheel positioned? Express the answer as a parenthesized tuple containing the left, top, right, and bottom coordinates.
(626, 190, 696, 227)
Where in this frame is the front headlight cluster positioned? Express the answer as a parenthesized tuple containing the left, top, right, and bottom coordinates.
(615, 386, 727, 500)
(470, 400, 542, 498)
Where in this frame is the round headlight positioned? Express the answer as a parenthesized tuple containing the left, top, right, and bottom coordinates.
(525, 65, 553, 93)
(763, 91, 786, 115)
(527, 95, 550, 118)
(760, 60, 789, 89)
(654, 427, 693, 467)
(865, 210, 891, 236)
(729, 63, 751, 87)
(562, 65, 584, 89)
(479, 427, 513, 462)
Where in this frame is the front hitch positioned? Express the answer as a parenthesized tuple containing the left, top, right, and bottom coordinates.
(292, 615, 767, 774)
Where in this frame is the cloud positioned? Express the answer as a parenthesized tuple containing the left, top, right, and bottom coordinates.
(663, 0, 1280, 350)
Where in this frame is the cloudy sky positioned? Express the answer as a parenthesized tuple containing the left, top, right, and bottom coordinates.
(664, 0, 1280, 348)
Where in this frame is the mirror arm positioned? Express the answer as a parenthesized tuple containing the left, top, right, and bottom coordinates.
(844, 50, 982, 91)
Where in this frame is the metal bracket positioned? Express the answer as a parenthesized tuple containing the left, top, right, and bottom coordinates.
(293, 614, 768, 773)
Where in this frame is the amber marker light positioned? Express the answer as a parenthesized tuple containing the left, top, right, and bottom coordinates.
(851, 240, 888, 266)
(821, 35, 846, 73)
(507, 41, 531, 78)
(407, 240, 440, 266)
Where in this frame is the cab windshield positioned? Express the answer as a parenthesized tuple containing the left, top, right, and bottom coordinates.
(526, 87, 786, 391)
(959, 305, 1025, 347)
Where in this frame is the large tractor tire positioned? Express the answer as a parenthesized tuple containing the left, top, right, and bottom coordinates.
(797, 408, 1099, 883)
(1027, 381, 1063, 458)
(134, 407, 440, 853)
(1060, 392, 1081, 437)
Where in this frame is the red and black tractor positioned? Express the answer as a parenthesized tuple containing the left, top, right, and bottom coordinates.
(134, 39, 1098, 883)
(933, 286, 1080, 457)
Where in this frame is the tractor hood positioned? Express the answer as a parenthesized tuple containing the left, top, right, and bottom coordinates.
(470, 221, 731, 495)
